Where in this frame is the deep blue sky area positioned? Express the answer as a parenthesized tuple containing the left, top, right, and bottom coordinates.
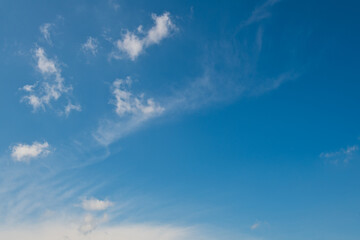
(0, 1, 360, 240)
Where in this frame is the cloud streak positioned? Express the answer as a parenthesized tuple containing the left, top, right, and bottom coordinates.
(320, 145, 359, 164)
(40, 23, 53, 44)
(238, 0, 281, 29)
(93, 1, 296, 147)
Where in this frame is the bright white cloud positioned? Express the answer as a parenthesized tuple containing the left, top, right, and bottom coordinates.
(11, 141, 50, 162)
(81, 198, 113, 211)
(40, 23, 53, 44)
(145, 13, 175, 45)
(21, 47, 77, 114)
(36, 47, 57, 74)
(112, 77, 164, 117)
(114, 12, 176, 60)
(320, 145, 359, 164)
(81, 37, 99, 55)
(116, 32, 144, 60)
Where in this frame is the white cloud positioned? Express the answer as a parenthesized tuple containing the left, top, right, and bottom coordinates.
(36, 47, 58, 74)
(112, 77, 164, 117)
(0, 222, 203, 240)
(116, 32, 144, 60)
(238, 0, 281, 28)
(11, 141, 50, 162)
(320, 145, 359, 164)
(96, 8, 295, 146)
(21, 47, 77, 114)
(145, 13, 175, 45)
(64, 102, 81, 116)
(96, 39, 295, 146)
(40, 23, 53, 44)
(93, 77, 164, 145)
(22, 84, 36, 92)
(78, 213, 108, 234)
(114, 12, 176, 60)
(81, 37, 99, 55)
(81, 198, 113, 211)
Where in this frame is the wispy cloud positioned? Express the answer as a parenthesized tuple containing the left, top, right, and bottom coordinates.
(21, 47, 79, 114)
(0, 163, 219, 239)
(250, 222, 261, 230)
(40, 23, 53, 45)
(94, 77, 164, 145)
(82, 37, 99, 55)
(64, 102, 81, 116)
(112, 12, 176, 60)
(238, 0, 281, 29)
(94, 3, 293, 147)
(165, 38, 296, 112)
(111, 77, 164, 117)
(96, 35, 296, 146)
(10, 141, 51, 162)
(108, 0, 120, 11)
(320, 145, 359, 164)
(250, 220, 269, 231)
(0, 221, 203, 240)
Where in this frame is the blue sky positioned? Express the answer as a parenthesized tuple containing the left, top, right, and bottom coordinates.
(1, 0, 360, 239)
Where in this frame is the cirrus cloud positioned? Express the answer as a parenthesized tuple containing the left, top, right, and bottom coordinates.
(320, 145, 359, 164)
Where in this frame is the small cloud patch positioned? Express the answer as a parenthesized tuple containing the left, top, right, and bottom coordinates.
(11, 141, 51, 162)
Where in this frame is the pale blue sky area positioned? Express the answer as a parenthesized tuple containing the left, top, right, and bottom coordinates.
(0, 1, 360, 239)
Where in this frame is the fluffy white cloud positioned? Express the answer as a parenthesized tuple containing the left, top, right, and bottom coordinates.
(21, 47, 78, 114)
(36, 47, 58, 74)
(114, 12, 176, 60)
(81, 198, 113, 211)
(81, 37, 99, 55)
(112, 77, 164, 117)
(145, 13, 175, 45)
(11, 141, 50, 162)
(116, 32, 144, 60)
